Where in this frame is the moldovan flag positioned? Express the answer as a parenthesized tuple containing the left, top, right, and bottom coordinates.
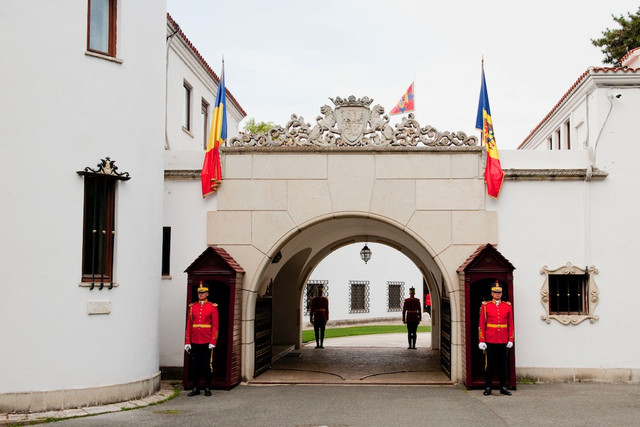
(201, 61, 227, 197)
(475, 65, 504, 198)
(389, 82, 415, 115)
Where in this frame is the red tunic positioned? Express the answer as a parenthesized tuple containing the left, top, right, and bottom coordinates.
(185, 300, 219, 345)
(478, 300, 514, 344)
(310, 296, 329, 322)
(402, 297, 422, 323)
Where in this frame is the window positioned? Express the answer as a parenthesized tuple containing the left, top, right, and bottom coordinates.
(305, 280, 328, 315)
(349, 280, 370, 313)
(162, 227, 171, 277)
(202, 98, 210, 149)
(540, 263, 599, 325)
(547, 137, 553, 150)
(387, 281, 404, 312)
(77, 157, 130, 289)
(565, 120, 571, 149)
(555, 129, 561, 150)
(87, 0, 117, 56)
(183, 81, 192, 131)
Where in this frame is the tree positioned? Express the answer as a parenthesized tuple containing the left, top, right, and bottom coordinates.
(243, 117, 275, 134)
(591, 7, 640, 66)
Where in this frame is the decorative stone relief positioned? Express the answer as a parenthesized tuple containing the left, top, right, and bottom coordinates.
(540, 262, 599, 325)
(230, 96, 478, 148)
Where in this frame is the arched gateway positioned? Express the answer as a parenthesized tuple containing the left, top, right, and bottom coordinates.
(208, 96, 497, 383)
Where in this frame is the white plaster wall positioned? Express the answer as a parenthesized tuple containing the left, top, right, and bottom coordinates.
(0, 1, 166, 393)
(161, 178, 215, 367)
(492, 85, 640, 372)
(165, 36, 242, 152)
(160, 28, 244, 367)
(307, 243, 425, 322)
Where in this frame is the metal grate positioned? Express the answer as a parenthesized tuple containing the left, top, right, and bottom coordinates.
(349, 280, 370, 313)
(305, 280, 328, 315)
(387, 281, 404, 312)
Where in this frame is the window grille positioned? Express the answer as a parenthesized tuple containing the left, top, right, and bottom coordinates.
(387, 281, 404, 312)
(349, 280, 370, 313)
(305, 280, 328, 315)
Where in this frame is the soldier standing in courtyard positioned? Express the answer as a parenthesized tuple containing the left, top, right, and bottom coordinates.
(184, 283, 219, 396)
(478, 281, 514, 396)
(310, 286, 329, 348)
(402, 286, 422, 349)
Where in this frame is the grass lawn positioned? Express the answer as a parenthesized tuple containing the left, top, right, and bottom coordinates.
(301, 325, 431, 343)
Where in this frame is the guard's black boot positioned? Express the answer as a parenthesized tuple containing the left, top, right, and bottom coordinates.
(500, 387, 512, 396)
(483, 387, 492, 396)
(188, 388, 200, 396)
(204, 388, 212, 396)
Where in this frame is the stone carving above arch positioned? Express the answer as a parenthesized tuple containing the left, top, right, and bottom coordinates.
(230, 96, 478, 148)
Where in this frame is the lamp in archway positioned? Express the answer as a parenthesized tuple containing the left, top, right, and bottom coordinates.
(360, 244, 372, 264)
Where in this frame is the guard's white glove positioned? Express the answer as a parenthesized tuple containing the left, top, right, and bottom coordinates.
(478, 342, 487, 351)
(506, 341, 513, 349)
(208, 344, 215, 349)
(184, 344, 191, 352)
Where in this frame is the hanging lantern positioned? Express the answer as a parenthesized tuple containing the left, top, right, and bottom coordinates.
(360, 244, 372, 264)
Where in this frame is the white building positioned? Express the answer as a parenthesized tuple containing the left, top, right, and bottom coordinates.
(160, 14, 246, 373)
(3, 1, 640, 413)
(306, 243, 425, 325)
(1, 0, 166, 412)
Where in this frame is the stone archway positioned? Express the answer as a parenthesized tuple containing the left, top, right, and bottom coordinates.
(207, 96, 497, 383)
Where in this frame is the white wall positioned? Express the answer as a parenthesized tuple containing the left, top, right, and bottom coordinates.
(491, 87, 640, 371)
(307, 243, 425, 322)
(160, 25, 244, 368)
(0, 0, 166, 394)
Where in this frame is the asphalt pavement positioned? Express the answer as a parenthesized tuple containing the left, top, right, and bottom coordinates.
(3, 332, 640, 426)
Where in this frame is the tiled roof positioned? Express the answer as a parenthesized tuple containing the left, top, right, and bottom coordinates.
(185, 246, 245, 274)
(620, 46, 640, 64)
(167, 13, 247, 118)
(456, 243, 514, 272)
(518, 66, 640, 149)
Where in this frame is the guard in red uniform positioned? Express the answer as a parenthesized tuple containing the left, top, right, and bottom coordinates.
(184, 283, 219, 396)
(478, 282, 514, 396)
(402, 287, 422, 349)
(309, 286, 329, 348)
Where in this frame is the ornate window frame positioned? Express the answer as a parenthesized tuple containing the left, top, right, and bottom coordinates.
(540, 262, 599, 325)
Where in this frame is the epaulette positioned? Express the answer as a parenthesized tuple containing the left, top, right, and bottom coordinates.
(482, 301, 488, 305)
(208, 302, 218, 307)
(505, 301, 511, 305)
(188, 303, 194, 307)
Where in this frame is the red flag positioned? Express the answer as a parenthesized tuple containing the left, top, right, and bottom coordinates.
(475, 65, 504, 198)
(389, 82, 415, 115)
(201, 61, 227, 197)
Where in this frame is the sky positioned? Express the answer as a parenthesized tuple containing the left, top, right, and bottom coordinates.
(167, 0, 639, 149)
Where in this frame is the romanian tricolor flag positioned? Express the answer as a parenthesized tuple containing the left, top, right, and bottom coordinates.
(475, 65, 504, 198)
(389, 82, 415, 115)
(201, 61, 227, 198)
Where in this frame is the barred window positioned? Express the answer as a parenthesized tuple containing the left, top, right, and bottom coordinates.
(549, 274, 587, 314)
(387, 281, 404, 312)
(540, 263, 599, 325)
(349, 280, 370, 313)
(305, 280, 328, 315)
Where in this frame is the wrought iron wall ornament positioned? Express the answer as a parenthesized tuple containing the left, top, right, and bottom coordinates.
(77, 157, 131, 180)
(230, 96, 478, 148)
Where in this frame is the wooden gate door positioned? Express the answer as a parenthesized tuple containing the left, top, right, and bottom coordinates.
(440, 297, 452, 379)
(254, 297, 272, 377)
